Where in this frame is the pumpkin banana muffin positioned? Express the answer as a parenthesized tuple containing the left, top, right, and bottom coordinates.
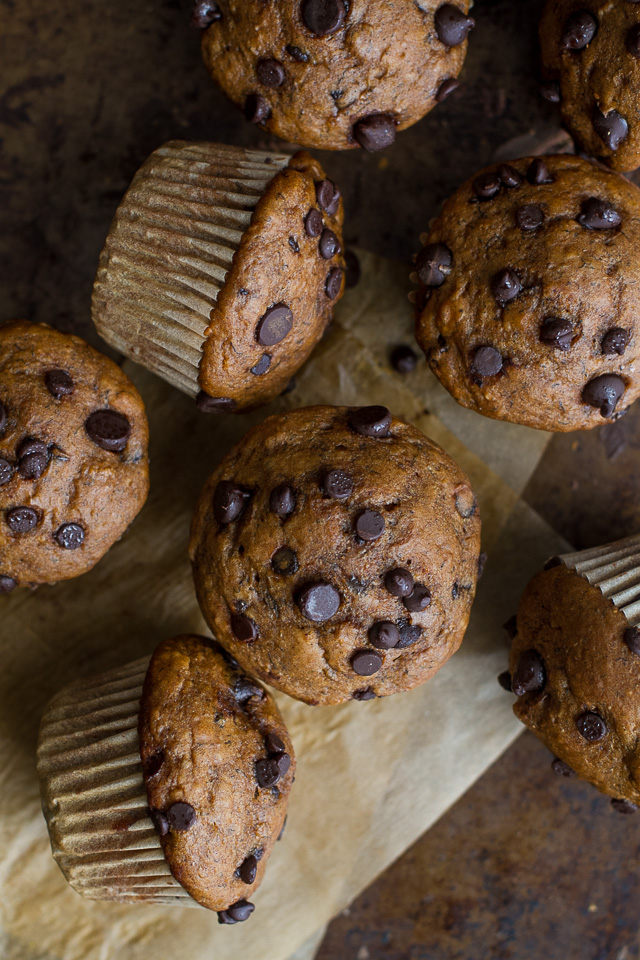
(414, 154, 640, 431)
(37, 634, 294, 917)
(189, 404, 482, 706)
(0, 319, 148, 590)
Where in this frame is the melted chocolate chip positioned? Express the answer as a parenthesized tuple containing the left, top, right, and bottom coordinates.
(602, 328, 629, 356)
(214, 481, 249, 524)
(256, 303, 293, 346)
(269, 484, 296, 517)
(271, 546, 299, 576)
(472, 171, 501, 200)
(498, 164, 523, 188)
(385, 567, 414, 597)
(351, 649, 383, 676)
(551, 758, 576, 778)
(255, 757, 283, 788)
(471, 345, 503, 378)
(403, 584, 431, 612)
(45, 369, 74, 398)
(577, 197, 621, 230)
(191, 1, 221, 28)
(301, 0, 346, 36)
(0, 459, 12, 485)
(416, 243, 452, 287)
(624, 626, 640, 655)
(143, 750, 165, 778)
(582, 374, 626, 417)
(391, 345, 417, 374)
(349, 405, 391, 438)
(396, 620, 423, 648)
(196, 392, 236, 413)
(593, 108, 628, 151)
(245, 93, 271, 124)
(0, 575, 16, 593)
(527, 159, 554, 185)
(353, 114, 396, 152)
(149, 809, 169, 836)
(250, 353, 271, 376)
(319, 228, 341, 259)
(257, 58, 285, 87)
(238, 854, 258, 884)
(576, 711, 607, 742)
(218, 900, 255, 924)
(54, 523, 84, 550)
(436, 78, 459, 102)
(322, 469, 353, 499)
(516, 204, 544, 231)
(368, 621, 399, 650)
(540, 317, 573, 351)
(325, 267, 343, 299)
(305, 208, 323, 237)
(296, 582, 340, 621)
(561, 10, 597, 50)
(511, 649, 546, 696)
(231, 614, 259, 643)
(234, 677, 265, 702)
(497, 671, 512, 692)
(435, 3, 475, 46)
(627, 24, 640, 58)
(85, 410, 131, 452)
(6, 506, 38, 534)
(491, 268, 522, 304)
(355, 509, 385, 541)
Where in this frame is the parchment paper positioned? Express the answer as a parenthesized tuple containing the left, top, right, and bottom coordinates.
(0, 252, 567, 960)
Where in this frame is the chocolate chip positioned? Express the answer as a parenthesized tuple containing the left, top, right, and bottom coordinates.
(275, 753, 291, 778)
(540, 81, 561, 103)
(344, 249, 360, 287)
(611, 798, 637, 814)
(301, 0, 346, 36)
(288, 236, 300, 255)
(353, 688, 376, 700)
(18, 438, 48, 480)
(355, 509, 385, 541)
(551, 758, 576, 778)
(255, 757, 282, 788)
(265, 732, 286, 755)
(6, 506, 38, 534)
(231, 614, 258, 643)
(45, 370, 74, 398)
(85, 410, 131, 452)
(391, 345, 417, 374)
(353, 114, 396, 152)
(238, 855, 258, 884)
(471, 345, 503, 378)
(540, 317, 573, 351)
(403, 584, 431, 613)
(491, 268, 522, 304)
(245, 93, 271, 124)
(602, 328, 629, 356)
(593, 108, 628, 151)
(250, 353, 271, 376)
(582, 374, 626, 417)
(624, 626, 640, 655)
(218, 900, 255, 924)
(325, 267, 343, 299)
(316, 179, 338, 213)
(415, 242, 452, 287)
(385, 567, 414, 597)
(472, 171, 501, 200)
(497, 670, 512, 692)
(511, 649, 545, 696)
(322, 469, 353, 499)
(296, 582, 340, 621)
(527, 159, 553, 185)
(435, 3, 475, 46)
(191, 1, 221, 28)
(349, 405, 391, 438)
(498, 164, 523, 188)
(627, 24, 640, 57)
(257, 58, 285, 87)
(454, 486, 476, 518)
(368, 621, 399, 650)
(0, 459, 13, 485)
(143, 750, 165, 778)
(214, 481, 249, 524)
(256, 303, 293, 346)
(269, 484, 296, 517)
(271, 546, 299, 576)
(54, 523, 84, 550)
(195, 392, 237, 413)
(577, 711, 607, 742)
(436, 78, 459, 102)
(561, 10, 597, 50)
(319, 229, 341, 260)
(577, 197, 621, 230)
(305, 208, 323, 237)
(0, 575, 16, 593)
(286, 44, 309, 61)
(0, 403, 6, 436)
(167, 801, 196, 831)
(396, 620, 423, 648)
(234, 677, 265, 702)
(149, 809, 169, 836)
(351, 649, 383, 676)
(516, 204, 544, 231)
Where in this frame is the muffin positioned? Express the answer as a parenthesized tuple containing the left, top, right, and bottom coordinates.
(0, 319, 148, 590)
(540, 0, 640, 172)
(506, 535, 640, 811)
(414, 154, 640, 431)
(37, 634, 294, 917)
(92, 141, 345, 413)
(189, 404, 482, 706)
(194, 0, 475, 151)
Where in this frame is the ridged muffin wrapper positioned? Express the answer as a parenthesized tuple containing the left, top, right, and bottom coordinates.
(36, 657, 199, 907)
(557, 534, 640, 626)
(92, 141, 291, 397)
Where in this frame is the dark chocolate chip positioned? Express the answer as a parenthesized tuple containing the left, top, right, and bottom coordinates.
(627, 24, 640, 58)
(305, 208, 323, 237)
(355, 509, 385, 542)
(0, 403, 6, 436)
(391, 345, 417, 374)
(256, 303, 293, 346)
(301, 0, 346, 36)
(385, 567, 414, 598)
(325, 267, 343, 299)
(601, 328, 629, 356)
(45, 369, 74, 398)
(503, 614, 518, 640)
(0, 459, 13, 486)
(218, 900, 255, 924)
(257, 58, 285, 87)
(353, 688, 376, 700)
(167, 801, 196, 831)
(344, 249, 360, 287)
(238, 855, 258, 884)
(435, 3, 475, 46)
(245, 93, 271, 124)
(471, 345, 503, 378)
(577, 197, 621, 230)
(403, 584, 431, 613)
(472, 171, 501, 200)
(250, 353, 271, 376)
(0, 575, 16, 593)
(368, 621, 399, 650)
(582, 374, 626, 417)
(234, 677, 265, 702)
(286, 44, 309, 61)
(516, 204, 544, 231)
(577, 711, 607, 742)
(214, 481, 248, 524)
(540, 317, 573, 351)
(540, 81, 561, 103)
(348, 405, 391, 438)
(396, 619, 423, 648)
(351, 649, 383, 676)
(551, 758, 576, 778)
(143, 750, 165, 778)
(624, 626, 640, 655)
(511, 649, 546, 696)
(271, 546, 299, 576)
(54, 523, 84, 550)
(296, 582, 340, 621)
(319, 229, 341, 259)
(6, 506, 38, 534)
(316, 179, 337, 213)
(497, 670, 512, 692)
(231, 614, 259, 643)
(353, 114, 396, 152)
(322, 469, 353, 499)
(18, 442, 48, 479)
(611, 798, 637, 814)
(196, 391, 236, 413)
(491, 268, 522, 304)
(498, 164, 524, 188)
(85, 410, 131, 452)
(265, 732, 286, 755)
(415, 242, 452, 287)
(436, 78, 459, 102)
(255, 757, 282, 788)
(593, 108, 628, 151)
(527, 159, 553, 185)
(269, 484, 296, 517)
(191, 1, 221, 28)
(275, 752, 291, 778)
(562, 10, 597, 50)
(149, 809, 169, 836)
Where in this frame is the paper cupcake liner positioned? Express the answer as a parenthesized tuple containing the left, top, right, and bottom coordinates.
(558, 534, 640, 626)
(36, 657, 199, 906)
(92, 141, 291, 396)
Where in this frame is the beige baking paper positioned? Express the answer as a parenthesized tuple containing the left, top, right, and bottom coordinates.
(0, 252, 566, 960)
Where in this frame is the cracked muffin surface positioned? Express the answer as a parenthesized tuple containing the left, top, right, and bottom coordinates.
(189, 404, 481, 706)
(414, 154, 640, 431)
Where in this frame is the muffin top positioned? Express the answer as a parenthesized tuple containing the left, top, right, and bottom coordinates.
(415, 154, 640, 431)
(139, 634, 294, 914)
(540, 0, 640, 172)
(0, 320, 149, 589)
(189, 405, 481, 706)
(198, 0, 474, 151)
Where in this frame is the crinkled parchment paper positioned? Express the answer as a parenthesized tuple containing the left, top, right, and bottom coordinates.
(0, 252, 567, 960)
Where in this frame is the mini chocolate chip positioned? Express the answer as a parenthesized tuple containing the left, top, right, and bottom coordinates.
(0, 459, 12, 486)
(497, 670, 512, 692)
(196, 391, 236, 413)
(149, 809, 169, 836)
(498, 164, 524, 188)
(416, 242, 453, 287)
(344, 249, 360, 287)
(271, 546, 299, 576)
(234, 677, 265, 702)
(325, 267, 343, 299)
(471, 345, 503, 378)
(602, 328, 629, 356)
(301, 0, 346, 36)
(577, 197, 621, 230)
(85, 410, 131, 452)
(319, 229, 341, 260)
(353, 113, 396, 152)
(385, 568, 414, 597)
(582, 374, 626, 417)
(349, 405, 391, 438)
(218, 900, 255, 924)
(54, 523, 84, 550)
(296, 581, 340, 621)
(491, 268, 522, 304)
(214, 481, 249, 524)
(257, 58, 285, 87)
(503, 614, 518, 640)
(624, 626, 640, 655)
(167, 801, 196, 831)
(269, 484, 296, 517)
(256, 303, 293, 346)
(143, 750, 165, 778)
(472, 171, 501, 200)
(551, 758, 576, 778)
(265, 732, 286, 755)
(191, 1, 221, 28)
(0, 575, 16, 593)
(238, 855, 258, 884)
(255, 757, 281, 788)
(316, 179, 337, 212)
(368, 621, 399, 650)
(305, 208, 323, 237)
(540, 317, 573, 351)
(577, 711, 607, 742)
(391, 345, 417, 374)
(250, 353, 271, 376)
(322, 469, 353, 499)
(245, 93, 271, 124)
(540, 81, 561, 103)
(231, 614, 258, 643)
(511, 649, 546, 696)
(561, 10, 597, 50)
(593, 108, 628, 151)
(516, 204, 544, 231)
(353, 688, 376, 700)
(0, 403, 6, 436)
(611, 798, 637, 814)
(527, 159, 553, 185)
(45, 369, 74, 398)
(627, 24, 640, 57)
(286, 44, 309, 61)
(6, 506, 38, 534)
(403, 584, 431, 613)
(435, 3, 475, 46)
(355, 509, 385, 541)
(436, 78, 459, 101)
(351, 649, 383, 676)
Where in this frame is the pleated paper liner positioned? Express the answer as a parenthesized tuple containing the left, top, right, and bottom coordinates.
(557, 534, 640, 626)
(36, 657, 199, 907)
(92, 140, 290, 397)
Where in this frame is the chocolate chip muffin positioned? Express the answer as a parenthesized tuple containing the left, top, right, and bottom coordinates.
(195, 0, 475, 151)
(93, 141, 345, 413)
(540, 1, 640, 172)
(0, 320, 148, 590)
(507, 535, 640, 810)
(189, 404, 482, 706)
(414, 154, 640, 431)
(37, 635, 294, 917)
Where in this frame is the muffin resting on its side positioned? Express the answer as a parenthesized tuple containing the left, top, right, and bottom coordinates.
(37, 635, 294, 918)
(0, 320, 148, 590)
(189, 404, 482, 706)
(415, 154, 640, 431)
